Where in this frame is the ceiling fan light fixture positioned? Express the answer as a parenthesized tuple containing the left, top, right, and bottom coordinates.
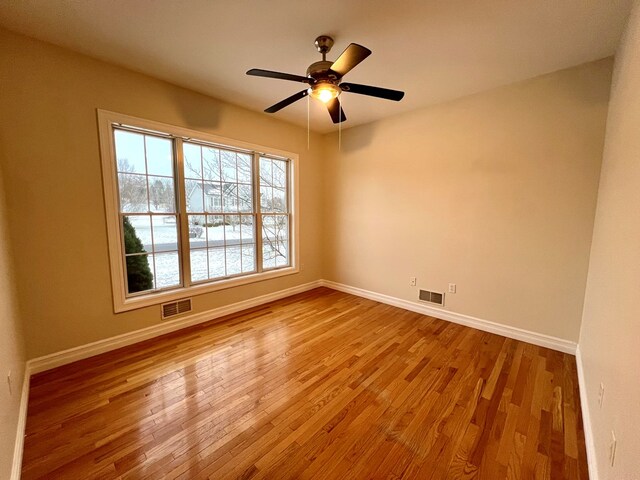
(309, 82, 341, 104)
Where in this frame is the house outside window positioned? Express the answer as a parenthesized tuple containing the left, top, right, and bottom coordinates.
(98, 110, 299, 312)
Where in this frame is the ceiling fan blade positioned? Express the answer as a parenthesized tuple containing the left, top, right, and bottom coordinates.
(327, 97, 347, 124)
(340, 82, 405, 101)
(247, 68, 312, 84)
(264, 89, 309, 113)
(329, 43, 371, 78)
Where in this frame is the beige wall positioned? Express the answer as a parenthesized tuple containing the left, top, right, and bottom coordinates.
(0, 155, 26, 478)
(579, 1, 640, 477)
(0, 28, 324, 359)
(323, 59, 612, 342)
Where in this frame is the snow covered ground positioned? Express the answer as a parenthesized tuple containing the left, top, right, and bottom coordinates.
(127, 216, 251, 247)
(126, 216, 286, 290)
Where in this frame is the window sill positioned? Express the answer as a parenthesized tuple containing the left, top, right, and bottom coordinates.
(115, 266, 299, 313)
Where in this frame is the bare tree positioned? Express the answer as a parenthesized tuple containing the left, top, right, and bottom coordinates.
(184, 146, 289, 265)
(257, 158, 288, 265)
(149, 178, 174, 212)
(117, 158, 147, 211)
(118, 158, 175, 213)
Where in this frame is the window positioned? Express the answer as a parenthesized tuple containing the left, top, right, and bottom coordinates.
(98, 110, 298, 312)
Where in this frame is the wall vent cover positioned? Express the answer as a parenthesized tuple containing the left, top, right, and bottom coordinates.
(161, 298, 192, 319)
(419, 289, 445, 306)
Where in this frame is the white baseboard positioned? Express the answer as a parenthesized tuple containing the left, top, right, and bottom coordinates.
(319, 280, 577, 354)
(27, 280, 323, 375)
(26, 278, 577, 376)
(11, 364, 31, 480)
(576, 345, 597, 479)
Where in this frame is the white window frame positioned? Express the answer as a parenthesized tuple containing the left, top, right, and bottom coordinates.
(97, 110, 299, 312)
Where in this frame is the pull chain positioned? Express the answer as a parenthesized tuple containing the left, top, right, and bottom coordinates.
(307, 95, 310, 150)
(338, 95, 342, 151)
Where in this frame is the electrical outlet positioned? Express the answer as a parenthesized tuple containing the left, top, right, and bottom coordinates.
(7, 371, 11, 396)
(609, 431, 617, 467)
(448, 283, 456, 294)
(598, 383, 605, 408)
(409, 277, 417, 287)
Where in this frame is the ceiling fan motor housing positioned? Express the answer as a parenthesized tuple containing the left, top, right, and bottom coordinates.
(306, 61, 338, 82)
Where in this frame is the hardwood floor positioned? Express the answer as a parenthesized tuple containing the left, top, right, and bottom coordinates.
(22, 288, 588, 479)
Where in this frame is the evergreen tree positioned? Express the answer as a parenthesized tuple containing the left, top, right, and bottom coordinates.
(123, 217, 153, 292)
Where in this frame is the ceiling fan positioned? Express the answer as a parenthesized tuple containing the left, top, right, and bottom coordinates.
(246, 35, 405, 124)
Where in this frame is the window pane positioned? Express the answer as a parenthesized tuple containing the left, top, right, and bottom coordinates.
(188, 215, 206, 247)
(237, 153, 252, 183)
(152, 216, 178, 252)
(118, 173, 148, 212)
(260, 157, 272, 185)
(204, 182, 221, 213)
(148, 176, 175, 213)
(202, 147, 221, 182)
(145, 136, 173, 177)
(206, 215, 224, 248)
(220, 150, 237, 182)
(190, 249, 208, 282)
(222, 184, 238, 213)
(274, 215, 289, 266)
(238, 185, 252, 213)
(115, 130, 146, 174)
(272, 159, 287, 188)
(125, 254, 153, 294)
(153, 252, 180, 289)
(273, 187, 287, 213)
(186, 179, 203, 213)
(260, 186, 272, 211)
(259, 158, 288, 216)
(262, 214, 274, 236)
(275, 215, 289, 238)
(240, 216, 254, 244)
(225, 215, 240, 246)
(208, 248, 225, 279)
(183, 143, 202, 179)
(262, 215, 289, 269)
(275, 243, 289, 267)
(189, 249, 209, 282)
(226, 245, 242, 276)
(123, 215, 152, 253)
(262, 243, 276, 270)
(242, 245, 255, 273)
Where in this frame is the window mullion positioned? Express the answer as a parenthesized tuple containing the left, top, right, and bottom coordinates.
(142, 137, 159, 289)
(175, 137, 191, 288)
(253, 152, 263, 273)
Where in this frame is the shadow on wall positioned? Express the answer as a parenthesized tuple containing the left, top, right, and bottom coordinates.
(165, 84, 224, 131)
(324, 120, 379, 154)
(559, 60, 615, 105)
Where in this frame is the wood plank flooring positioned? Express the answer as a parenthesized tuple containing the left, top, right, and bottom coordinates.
(22, 288, 589, 479)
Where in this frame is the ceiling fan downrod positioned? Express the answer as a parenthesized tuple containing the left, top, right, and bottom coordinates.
(314, 35, 334, 61)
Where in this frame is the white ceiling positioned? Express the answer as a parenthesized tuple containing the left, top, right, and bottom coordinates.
(0, 0, 632, 133)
